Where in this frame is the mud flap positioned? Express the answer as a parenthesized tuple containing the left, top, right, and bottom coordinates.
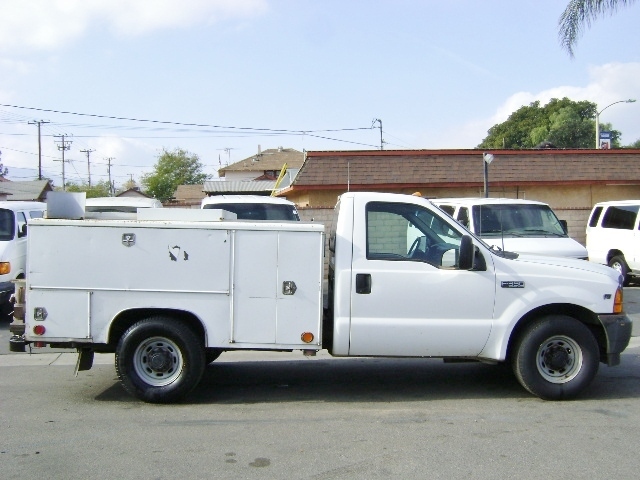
(74, 349, 94, 375)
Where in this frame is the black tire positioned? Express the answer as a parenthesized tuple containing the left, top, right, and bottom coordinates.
(205, 348, 223, 364)
(512, 315, 599, 400)
(0, 301, 13, 322)
(608, 255, 630, 286)
(115, 317, 205, 403)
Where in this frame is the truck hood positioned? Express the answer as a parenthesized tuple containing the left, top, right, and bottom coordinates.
(482, 237, 587, 259)
(506, 252, 622, 284)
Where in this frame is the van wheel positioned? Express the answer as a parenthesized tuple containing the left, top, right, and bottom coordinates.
(512, 315, 599, 400)
(608, 255, 630, 286)
(115, 317, 205, 403)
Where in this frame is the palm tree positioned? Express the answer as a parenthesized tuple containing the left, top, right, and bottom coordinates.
(559, 0, 636, 56)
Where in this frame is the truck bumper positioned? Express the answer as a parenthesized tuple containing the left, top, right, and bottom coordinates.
(597, 313, 632, 366)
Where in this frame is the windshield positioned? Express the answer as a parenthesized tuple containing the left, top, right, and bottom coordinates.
(0, 209, 15, 241)
(203, 203, 300, 221)
(472, 204, 566, 238)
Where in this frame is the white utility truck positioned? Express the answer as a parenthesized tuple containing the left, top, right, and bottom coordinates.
(10, 192, 631, 403)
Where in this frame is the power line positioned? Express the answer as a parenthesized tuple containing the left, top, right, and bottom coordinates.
(0, 103, 372, 135)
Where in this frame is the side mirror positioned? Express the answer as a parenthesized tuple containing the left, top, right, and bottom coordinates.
(458, 235, 475, 270)
(18, 224, 27, 238)
(559, 219, 568, 234)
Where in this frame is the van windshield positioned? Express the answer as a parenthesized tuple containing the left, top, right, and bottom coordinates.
(472, 204, 567, 238)
(202, 203, 300, 221)
(0, 209, 15, 241)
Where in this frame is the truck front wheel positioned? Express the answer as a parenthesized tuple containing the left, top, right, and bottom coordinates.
(115, 317, 205, 403)
(512, 315, 599, 400)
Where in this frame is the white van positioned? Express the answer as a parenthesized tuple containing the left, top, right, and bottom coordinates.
(431, 198, 588, 259)
(0, 201, 46, 316)
(586, 200, 640, 285)
(201, 195, 300, 221)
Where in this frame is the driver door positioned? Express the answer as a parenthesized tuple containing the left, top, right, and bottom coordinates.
(348, 200, 496, 357)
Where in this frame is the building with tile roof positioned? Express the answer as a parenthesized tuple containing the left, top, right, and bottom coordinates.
(280, 149, 640, 206)
(277, 148, 640, 245)
(218, 146, 304, 181)
(0, 180, 53, 202)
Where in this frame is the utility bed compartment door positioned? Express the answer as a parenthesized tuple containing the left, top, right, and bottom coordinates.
(232, 229, 322, 346)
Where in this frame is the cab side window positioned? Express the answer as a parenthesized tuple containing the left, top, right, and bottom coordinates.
(366, 202, 462, 268)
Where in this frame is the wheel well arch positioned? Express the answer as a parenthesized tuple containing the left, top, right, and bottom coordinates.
(606, 249, 625, 263)
(107, 308, 206, 348)
(506, 303, 605, 360)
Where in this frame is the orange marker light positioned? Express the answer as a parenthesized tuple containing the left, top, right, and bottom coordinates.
(614, 288, 623, 314)
(301, 332, 314, 343)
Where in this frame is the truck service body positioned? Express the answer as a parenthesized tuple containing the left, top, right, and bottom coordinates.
(12, 192, 631, 403)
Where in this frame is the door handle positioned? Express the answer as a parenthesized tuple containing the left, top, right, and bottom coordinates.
(355, 273, 371, 294)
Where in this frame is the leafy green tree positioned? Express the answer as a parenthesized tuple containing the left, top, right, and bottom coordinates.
(141, 148, 209, 202)
(625, 138, 640, 148)
(559, 0, 637, 56)
(64, 179, 112, 197)
(0, 150, 8, 176)
(478, 97, 621, 149)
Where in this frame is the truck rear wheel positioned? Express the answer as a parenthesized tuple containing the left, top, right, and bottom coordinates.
(512, 315, 599, 400)
(115, 317, 205, 403)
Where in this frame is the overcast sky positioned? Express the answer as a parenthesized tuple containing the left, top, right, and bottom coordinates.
(0, 0, 639, 189)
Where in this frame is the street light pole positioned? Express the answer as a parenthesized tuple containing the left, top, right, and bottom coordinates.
(483, 153, 494, 198)
(595, 99, 636, 148)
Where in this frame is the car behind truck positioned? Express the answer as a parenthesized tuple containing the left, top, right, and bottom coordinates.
(10, 192, 631, 403)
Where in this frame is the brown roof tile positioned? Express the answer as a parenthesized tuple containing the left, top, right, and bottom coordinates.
(290, 149, 640, 190)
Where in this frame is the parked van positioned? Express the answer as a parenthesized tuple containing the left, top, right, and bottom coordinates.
(201, 195, 300, 220)
(431, 198, 588, 259)
(586, 200, 640, 285)
(0, 201, 46, 315)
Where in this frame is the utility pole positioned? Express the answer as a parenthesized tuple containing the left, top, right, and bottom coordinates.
(372, 119, 384, 150)
(28, 120, 50, 180)
(54, 134, 72, 190)
(105, 157, 115, 196)
(80, 149, 95, 187)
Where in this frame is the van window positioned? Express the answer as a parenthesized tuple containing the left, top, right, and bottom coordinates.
(439, 205, 455, 216)
(29, 210, 44, 219)
(588, 206, 603, 227)
(456, 207, 470, 229)
(328, 201, 340, 253)
(601, 205, 639, 230)
(16, 212, 27, 238)
(0, 209, 15, 241)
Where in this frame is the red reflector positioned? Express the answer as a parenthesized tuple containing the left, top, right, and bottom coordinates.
(33, 325, 46, 336)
